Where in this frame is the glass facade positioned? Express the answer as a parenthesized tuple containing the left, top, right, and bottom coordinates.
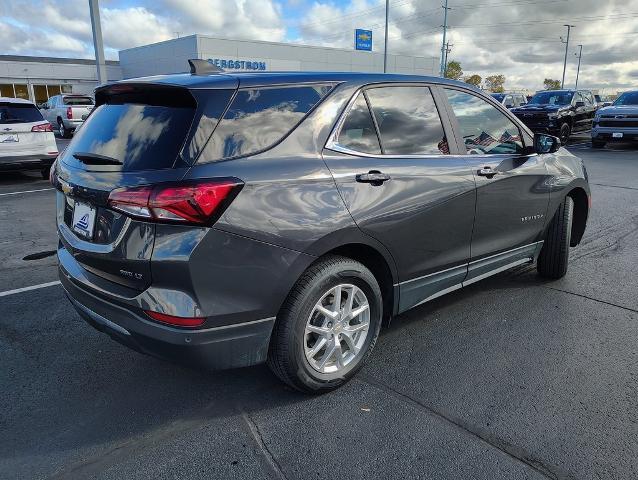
(0, 83, 73, 103)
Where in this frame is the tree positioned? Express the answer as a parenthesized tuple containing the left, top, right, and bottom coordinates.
(445, 61, 463, 81)
(485, 74, 506, 92)
(464, 74, 482, 87)
(543, 78, 561, 90)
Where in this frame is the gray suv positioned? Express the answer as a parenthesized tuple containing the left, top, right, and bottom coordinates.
(53, 63, 590, 392)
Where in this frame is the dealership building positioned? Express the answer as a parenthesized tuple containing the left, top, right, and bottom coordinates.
(118, 34, 438, 79)
(0, 55, 121, 105)
(1, 34, 438, 104)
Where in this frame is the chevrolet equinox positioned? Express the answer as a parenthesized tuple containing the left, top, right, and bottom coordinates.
(53, 60, 590, 393)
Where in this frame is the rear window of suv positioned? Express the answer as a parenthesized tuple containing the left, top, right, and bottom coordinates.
(201, 84, 334, 161)
(63, 96, 94, 106)
(0, 103, 44, 124)
(65, 87, 196, 171)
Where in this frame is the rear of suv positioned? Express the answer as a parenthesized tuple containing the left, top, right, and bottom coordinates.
(1, 97, 58, 177)
(41, 94, 94, 138)
(54, 63, 590, 392)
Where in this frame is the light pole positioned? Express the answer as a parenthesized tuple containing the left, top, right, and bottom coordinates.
(89, 0, 107, 85)
(383, 0, 389, 73)
(560, 24, 574, 89)
(574, 44, 583, 89)
(440, 0, 450, 77)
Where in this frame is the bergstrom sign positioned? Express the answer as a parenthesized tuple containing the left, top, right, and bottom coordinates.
(208, 58, 267, 70)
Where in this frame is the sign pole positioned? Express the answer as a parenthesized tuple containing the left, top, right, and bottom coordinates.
(383, 0, 389, 73)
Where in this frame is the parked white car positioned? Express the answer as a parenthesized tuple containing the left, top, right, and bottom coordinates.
(40, 94, 94, 138)
(1, 97, 58, 178)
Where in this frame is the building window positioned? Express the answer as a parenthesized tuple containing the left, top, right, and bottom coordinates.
(61, 85, 72, 93)
(49, 85, 62, 96)
(0, 84, 14, 97)
(13, 84, 29, 100)
(34, 85, 48, 105)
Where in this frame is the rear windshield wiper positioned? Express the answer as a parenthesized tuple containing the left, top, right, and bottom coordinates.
(73, 152, 123, 165)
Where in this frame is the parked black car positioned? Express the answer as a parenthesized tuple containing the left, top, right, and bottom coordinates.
(511, 89, 598, 144)
(52, 62, 590, 393)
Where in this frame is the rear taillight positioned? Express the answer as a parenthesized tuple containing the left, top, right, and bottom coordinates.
(107, 179, 243, 225)
(144, 310, 205, 328)
(31, 122, 53, 132)
(66, 107, 73, 119)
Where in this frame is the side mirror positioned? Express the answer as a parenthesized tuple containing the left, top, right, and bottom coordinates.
(534, 133, 561, 154)
(575, 101, 585, 108)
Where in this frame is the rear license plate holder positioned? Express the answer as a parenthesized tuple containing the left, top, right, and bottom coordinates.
(0, 134, 19, 143)
(72, 201, 96, 240)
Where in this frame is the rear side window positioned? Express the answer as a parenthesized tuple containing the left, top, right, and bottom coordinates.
(67, 101, 195, 171)
(203, 84, 334, 161)
(64, 96, 94, 106)
(365, 86, 448, 155)
(335, 93, 381, 154)
(445, 89, 523, 155)
(0, 103, 44, 124)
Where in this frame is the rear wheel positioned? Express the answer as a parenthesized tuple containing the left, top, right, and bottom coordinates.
(267, 255, 382, 393)
(559, 122, 571, 144)
(58, 119, 70, 138)
(537, 196, 574, 279)
(40, 167, 50, 179)
(591, 140, 606, 149)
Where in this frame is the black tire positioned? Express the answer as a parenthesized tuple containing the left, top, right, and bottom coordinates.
(537, 196, 574, 279)
(591, 140, 606, 149)
(40, 166, 50, 180)
(559, 122, 571, 145)
(267, 255, 382, 393)
(58, 119, 70, 139)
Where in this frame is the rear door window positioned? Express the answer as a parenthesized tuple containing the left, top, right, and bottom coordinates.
(445, 89, 524, 155)
(0, 103, 44, 124)
(334, 93, 381, 155)
(365, 86, 448, 155)
(203, 84, 334, 161)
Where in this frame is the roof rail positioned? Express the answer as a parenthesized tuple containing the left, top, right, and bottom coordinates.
(188, 59, 223, 75)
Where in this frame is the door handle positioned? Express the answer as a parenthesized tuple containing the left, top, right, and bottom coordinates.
(356, 171, 391, 185)
(477, 166, 498, 178)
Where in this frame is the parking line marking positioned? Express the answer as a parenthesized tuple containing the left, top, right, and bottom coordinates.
(0, 280, 61, 298)
(0, 188, 54, 197)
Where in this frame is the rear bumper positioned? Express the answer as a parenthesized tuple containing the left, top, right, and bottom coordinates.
(0, 153, 56, 170)
(62, 119, 83, 129)
(60, 262, 276, 370)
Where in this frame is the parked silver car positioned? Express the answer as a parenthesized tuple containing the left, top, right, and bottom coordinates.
(40, 94, 94, 138)
(591, 90, 638, 148)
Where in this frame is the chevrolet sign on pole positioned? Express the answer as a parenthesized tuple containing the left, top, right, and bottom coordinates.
(355, 29, 372, 51)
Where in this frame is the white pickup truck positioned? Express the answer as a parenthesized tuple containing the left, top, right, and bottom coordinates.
(40, 94, 94, 138)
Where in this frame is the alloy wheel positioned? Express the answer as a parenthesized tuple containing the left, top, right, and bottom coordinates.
(304, 284, 370, 374)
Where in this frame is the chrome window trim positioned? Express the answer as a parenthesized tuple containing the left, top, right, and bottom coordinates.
(324, 85, 452, 159)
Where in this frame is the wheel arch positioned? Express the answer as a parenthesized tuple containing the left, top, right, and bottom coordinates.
(567, 186, 589, 246)
(324, 243, 396, 323)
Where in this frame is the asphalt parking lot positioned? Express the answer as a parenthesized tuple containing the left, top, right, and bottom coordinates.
(1, 136, 637, 480)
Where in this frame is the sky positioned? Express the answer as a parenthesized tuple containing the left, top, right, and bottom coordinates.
(1, 0, 637, 92)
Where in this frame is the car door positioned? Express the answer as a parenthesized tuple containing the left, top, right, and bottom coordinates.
(323, 84, 476, 313)
(572, 92, 589, 132)
(582, 92, 597, 130)
(441, 87, 550, 283)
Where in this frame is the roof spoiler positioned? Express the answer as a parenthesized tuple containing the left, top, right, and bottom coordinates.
(188, 59, 224, 75)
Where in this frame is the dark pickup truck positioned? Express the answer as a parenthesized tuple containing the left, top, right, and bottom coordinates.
(511, 89, 598, 144)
